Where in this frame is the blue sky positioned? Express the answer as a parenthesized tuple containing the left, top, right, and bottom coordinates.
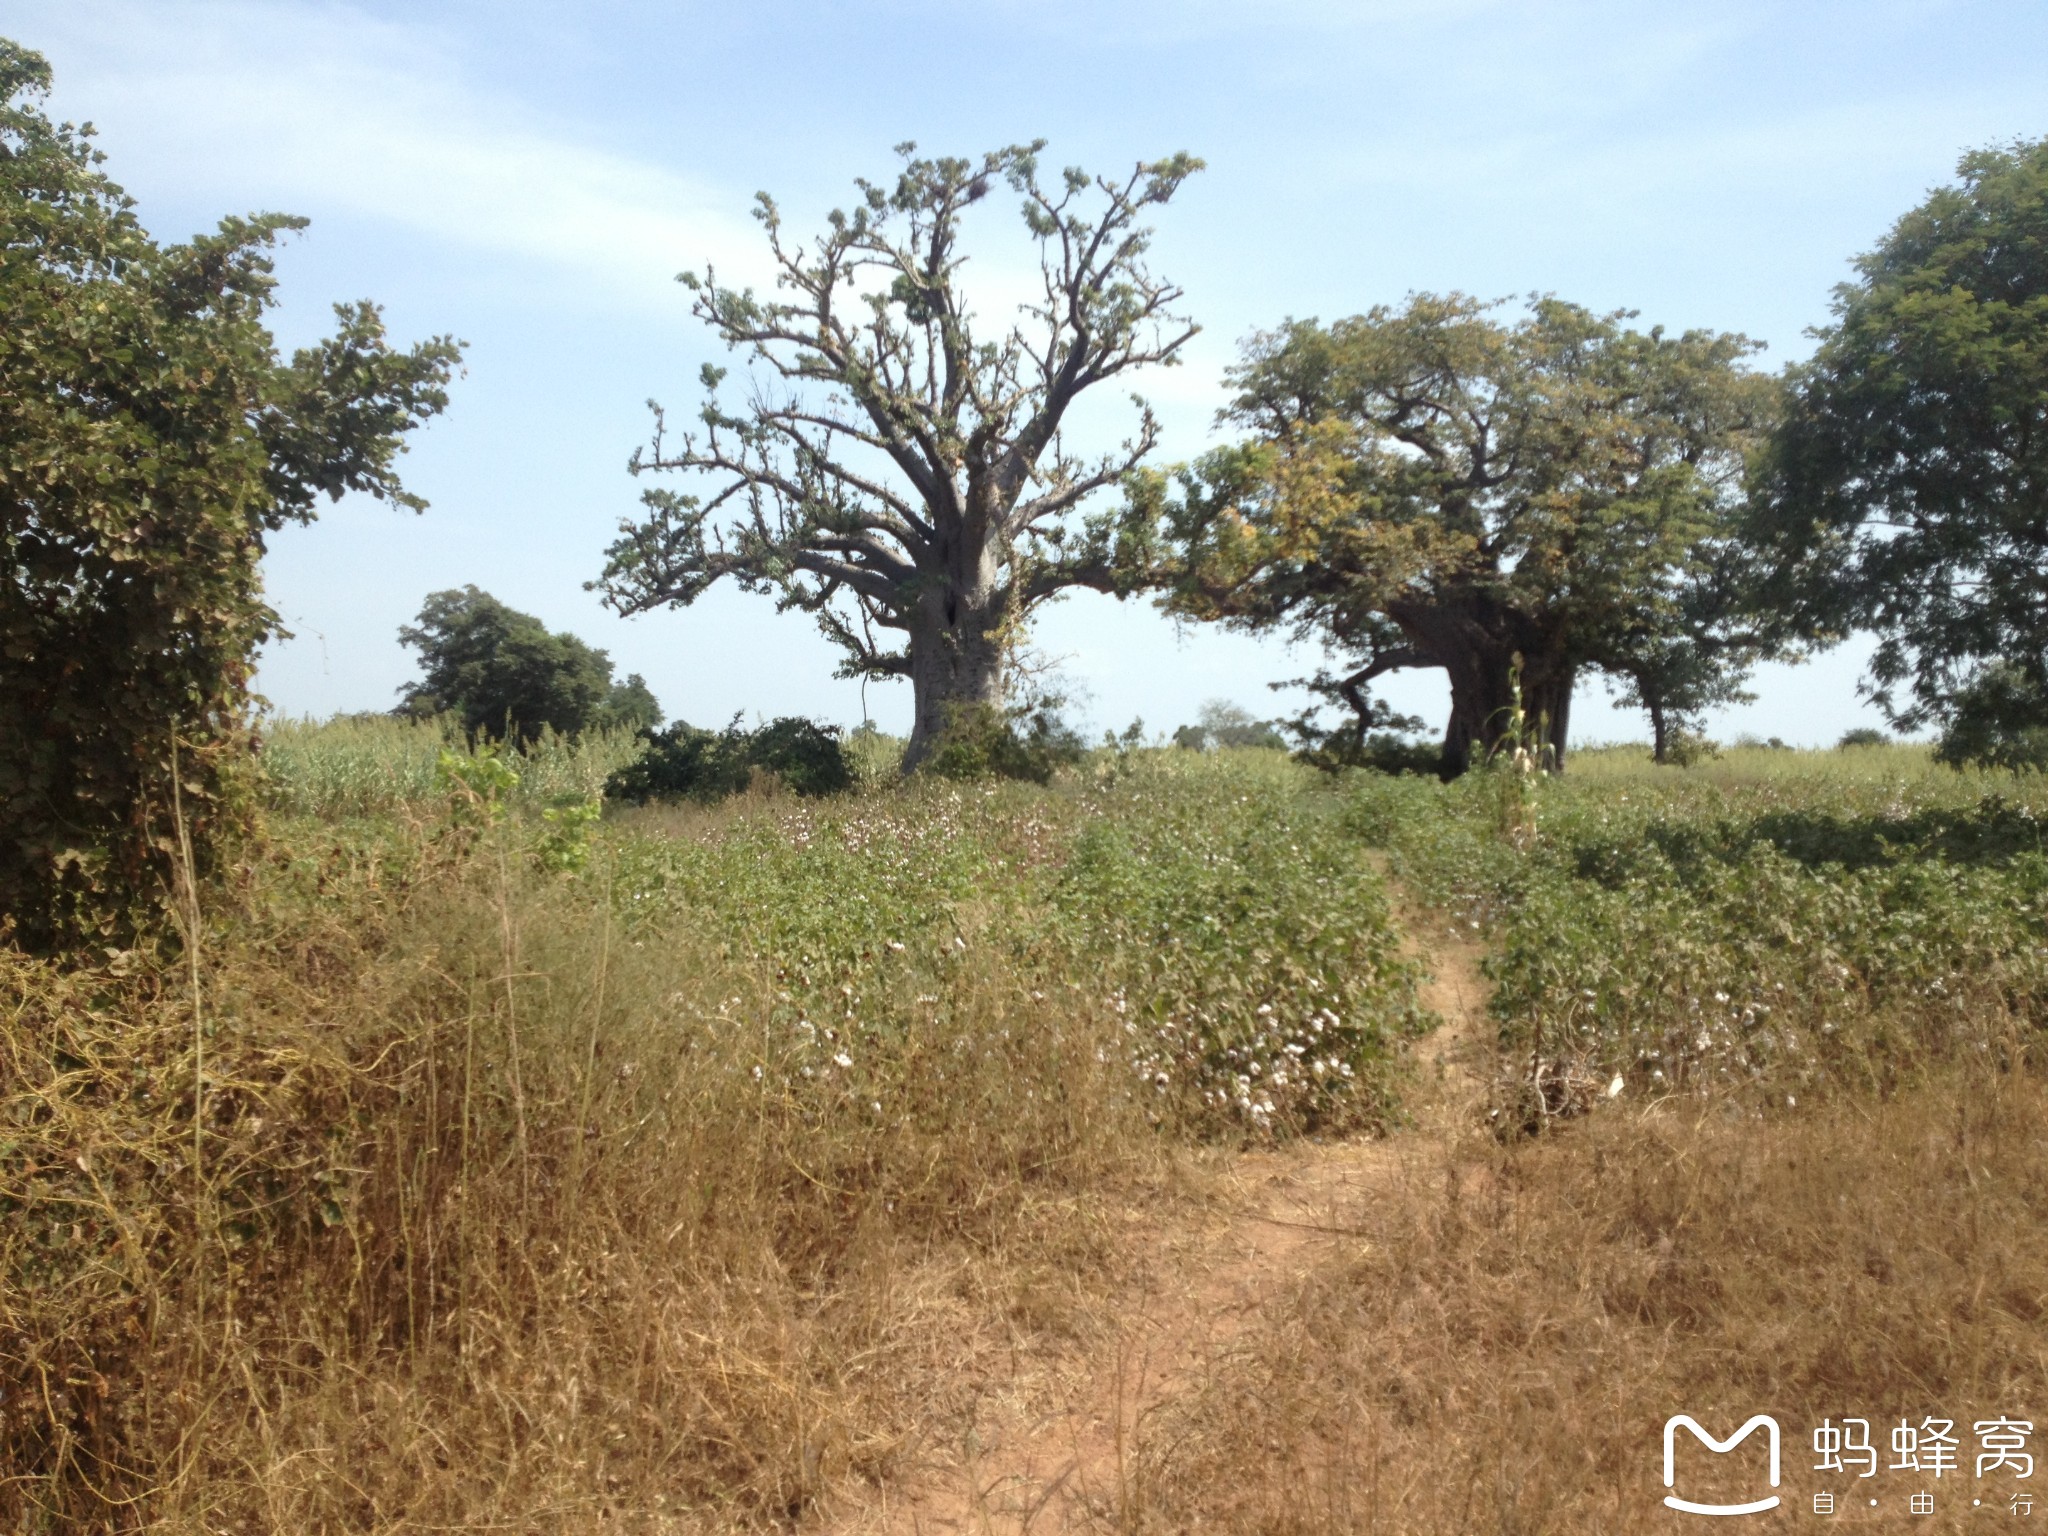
(8, 0, 2046, 744)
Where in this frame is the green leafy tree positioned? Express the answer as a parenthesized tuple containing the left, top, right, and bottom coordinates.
(594, 141, 1200, 767)
(592, 671, 662, 735)
(1762, 137, 2048, 737)
(1600, 549, 1771, 763)
(0, 40, 460, 948)
(396, 586, 658, 744)
(1153, 294, 1778, 775)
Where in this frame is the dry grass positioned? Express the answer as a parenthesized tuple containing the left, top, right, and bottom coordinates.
(0, 809, 1165, 1532)
(1123, 1043, 2048, 1533)
(2, 752, 1420, 1533)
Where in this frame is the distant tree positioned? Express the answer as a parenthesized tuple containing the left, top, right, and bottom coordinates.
(397, 587, 657, 744)
(1153, 295, 1779, 776)
(0, 40, 460, 948)
(591, 672, 663, 735)
(594, 141, 1200, 768)
(1175, 699, 1286, 751)
(1762, 137, 2048, 735)
(1837, 727, 1890, 749)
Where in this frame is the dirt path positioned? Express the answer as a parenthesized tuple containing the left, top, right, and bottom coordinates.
(820, 900, 1494, 1535)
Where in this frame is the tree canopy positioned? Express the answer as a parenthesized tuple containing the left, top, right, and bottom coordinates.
(1763, 136, 2048, 740)
(1152, 294, 1780, 774)
(0, 38, 460, 947)
(397, 586, 661, 743)
(593, 141, 1199, 766)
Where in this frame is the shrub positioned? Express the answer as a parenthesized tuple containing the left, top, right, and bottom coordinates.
(605, 715, 852, 803)
(1665, 728, 1721, 766)
(1837, 726, 1890, 749)
(919, 700, 1085, 784)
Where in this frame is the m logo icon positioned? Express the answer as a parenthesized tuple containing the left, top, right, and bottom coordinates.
(1663, 1414, 1782, 1516)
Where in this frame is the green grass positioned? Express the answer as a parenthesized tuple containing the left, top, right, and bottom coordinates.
(257, 712, 645, 816)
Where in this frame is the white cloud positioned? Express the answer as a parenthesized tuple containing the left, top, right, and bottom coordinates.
(11, 0, 768, 306)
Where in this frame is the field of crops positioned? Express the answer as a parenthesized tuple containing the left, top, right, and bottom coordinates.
(1346, 744, 2048, 1114)
(11, 722, 2048, 1532)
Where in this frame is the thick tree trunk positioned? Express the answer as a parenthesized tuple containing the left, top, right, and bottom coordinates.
(1393, 598, 1575, 779)
(1649, 698, 1670, 764)
(901, 579, 1008, 770)
(1439, 655, 1573, 777)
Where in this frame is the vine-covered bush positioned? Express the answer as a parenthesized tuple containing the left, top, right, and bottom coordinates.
(0, 40, 458, 949)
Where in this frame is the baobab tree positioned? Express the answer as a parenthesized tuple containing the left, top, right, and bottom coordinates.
(594, 141, 1200, 764)
(1155, 294, 1777, 775)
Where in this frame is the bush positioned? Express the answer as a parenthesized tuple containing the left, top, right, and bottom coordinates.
(1934, 661, 2048, 772)
(1295, 728, 1442, 777)
(0, 44, 458, 948)
(1837, 726, 1890, 749)
(605, 715, 853, 803)
(919, 700, 1085, 784)
(1665, 728, 1721, 766)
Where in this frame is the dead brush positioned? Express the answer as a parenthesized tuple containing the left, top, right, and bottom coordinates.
(1, 799, 1165, 1532)
(1122, 1049, 2048, 1534)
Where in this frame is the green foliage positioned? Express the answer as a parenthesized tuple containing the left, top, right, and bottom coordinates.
(603, 751, 1424, 1138)
(1665, 728, 1722, 767)
(591, 671, 662, 735)
(434, 741, 518, 826)
(535, 796, 602, 874)
(1053, 758, 1426, 1131)
(1174, 699, 1288, 752)
(1155, 294, 1781, 773)
(1347, 753, 2048, 1113)
(0, 40, 460, 949)
(605, 715, 853, 803)
(397, 586, 656, 743)
(842, 719, 907, 787)
(919, 700, 1086, 784)
(1765, 136, 2048, 730)
(1837, 727, 1891, 749)
(1933, 661, 2048, 772)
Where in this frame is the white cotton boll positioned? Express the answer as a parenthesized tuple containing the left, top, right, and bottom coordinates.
(1606, 1075, 1625, 1098)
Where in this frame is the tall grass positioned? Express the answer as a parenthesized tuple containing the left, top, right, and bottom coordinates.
(258, 713, 646, 817)
(1, 753, 1417, 1531)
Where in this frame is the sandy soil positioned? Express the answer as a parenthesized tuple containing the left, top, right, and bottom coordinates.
(818, 896, 1494, 1535)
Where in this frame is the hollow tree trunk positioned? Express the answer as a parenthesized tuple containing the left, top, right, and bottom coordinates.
(901, 578, 1008, 770)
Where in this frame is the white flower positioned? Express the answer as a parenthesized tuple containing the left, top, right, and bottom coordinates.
(833, 1052, 853, 1069)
